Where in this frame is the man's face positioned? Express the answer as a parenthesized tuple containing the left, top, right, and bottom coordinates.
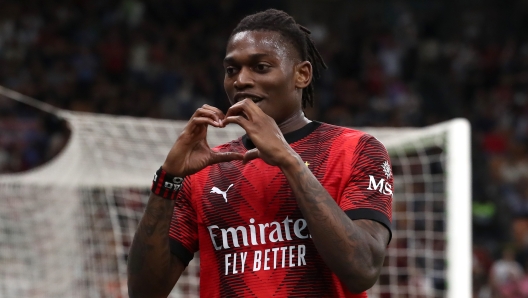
(224, 30, 302, 124)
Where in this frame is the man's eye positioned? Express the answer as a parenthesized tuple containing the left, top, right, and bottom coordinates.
(255, 64, 270, 71)
(225, 67, 236, 75)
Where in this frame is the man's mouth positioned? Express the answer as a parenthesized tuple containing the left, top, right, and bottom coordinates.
(246, 96, 263, 103)
(234, 93, 263, 103)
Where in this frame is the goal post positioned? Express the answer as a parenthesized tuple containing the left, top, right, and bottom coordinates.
(445, 119, 472, 298)
(0, 92, 471, 297)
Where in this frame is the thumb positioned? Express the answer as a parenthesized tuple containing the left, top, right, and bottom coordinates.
(209, 151, 244, 164)
(243, 148, 260, 164)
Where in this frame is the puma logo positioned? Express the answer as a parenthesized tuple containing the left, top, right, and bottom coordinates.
(210, 184, 234, 202)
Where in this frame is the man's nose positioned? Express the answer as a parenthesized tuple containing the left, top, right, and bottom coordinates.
(234, 67, 254, 90)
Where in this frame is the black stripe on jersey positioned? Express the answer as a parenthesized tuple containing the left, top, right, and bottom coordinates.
(169, 238, 194, 266)
(345, 208, 392, 244)
(242, 121, 322, 150)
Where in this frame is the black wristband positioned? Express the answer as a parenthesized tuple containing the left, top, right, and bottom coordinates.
(151, 167, 185, 200)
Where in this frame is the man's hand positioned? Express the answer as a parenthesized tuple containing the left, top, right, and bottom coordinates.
(163, 104, 244, 176)
(222, 99, 298, 166)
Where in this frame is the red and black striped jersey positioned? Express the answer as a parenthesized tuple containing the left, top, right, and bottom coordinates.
(169, 121, 393, 297)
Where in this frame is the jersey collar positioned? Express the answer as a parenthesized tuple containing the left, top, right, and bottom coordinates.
(241, 121, 322, 150)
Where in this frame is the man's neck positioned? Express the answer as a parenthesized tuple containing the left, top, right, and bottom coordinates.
(277, 110, 311, 134)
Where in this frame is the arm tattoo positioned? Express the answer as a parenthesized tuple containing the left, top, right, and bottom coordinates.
(127, 194, 181, 295)
(281, 158, 389, 291)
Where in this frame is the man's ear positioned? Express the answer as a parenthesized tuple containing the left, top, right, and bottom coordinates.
(295, 61, 312, 89)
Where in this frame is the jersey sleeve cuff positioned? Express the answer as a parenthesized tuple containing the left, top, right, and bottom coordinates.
(345, 208, 392, 244)
(169, 238, 195, 266)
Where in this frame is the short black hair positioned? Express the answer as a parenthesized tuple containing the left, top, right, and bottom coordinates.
(230, 9, 327, 109)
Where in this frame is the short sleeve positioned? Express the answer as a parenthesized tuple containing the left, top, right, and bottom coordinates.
(340, 134, 393, 241)
(168, 177, 199, 266)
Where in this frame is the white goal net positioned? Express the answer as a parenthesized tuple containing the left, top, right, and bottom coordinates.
(0, 94, 471, 297)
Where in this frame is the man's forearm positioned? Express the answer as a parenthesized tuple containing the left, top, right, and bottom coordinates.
(279, 155, 386, 293)
(127, 193, 183, 298)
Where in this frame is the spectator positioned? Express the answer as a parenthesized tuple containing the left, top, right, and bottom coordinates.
(489, 246, 524, 296)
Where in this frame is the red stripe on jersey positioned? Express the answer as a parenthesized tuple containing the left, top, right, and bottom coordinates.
(169, 177, 199, 255)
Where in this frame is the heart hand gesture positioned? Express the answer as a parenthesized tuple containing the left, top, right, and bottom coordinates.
(222, 99, 299, 167)
(162, 105, 244, 177)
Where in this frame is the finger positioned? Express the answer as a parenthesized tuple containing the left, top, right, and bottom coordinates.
(242, 148, 260, 164)
(188, 116, 222, 129)
(222, 115, 250, 129)
(225, 99, 260, 120)
(210, 151, 244, 164)
(200, 104, 226, 119)
(194, 108, 223, 124)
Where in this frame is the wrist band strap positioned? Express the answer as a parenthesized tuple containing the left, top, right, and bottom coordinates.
(151, 167, 185, 200)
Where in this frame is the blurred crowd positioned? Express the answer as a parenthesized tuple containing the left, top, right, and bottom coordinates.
(2, 0, 528, 297)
